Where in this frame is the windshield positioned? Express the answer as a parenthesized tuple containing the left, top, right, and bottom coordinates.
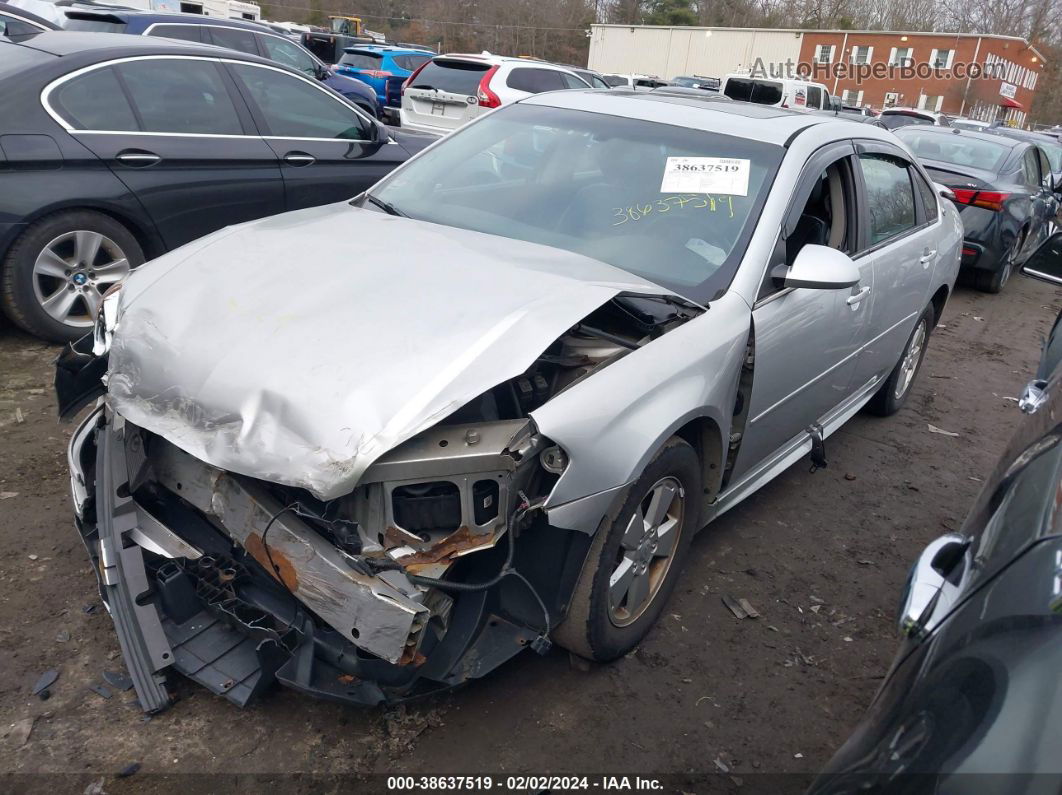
(339, 51, 381, 69)
(64, 16, 126, 33)
(897, 130, 1011, 172)
(603, 74, 627, 87)
(371, 103, 782, 300)
(408, 59, 489, 94)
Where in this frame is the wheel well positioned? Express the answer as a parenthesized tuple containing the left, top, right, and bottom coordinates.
(672, 416, 724, 503)
(18, 205, 162, 261)
(930, 285, 949, 326)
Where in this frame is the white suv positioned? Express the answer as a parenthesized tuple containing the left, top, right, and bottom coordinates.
(400, 53, 590, 135)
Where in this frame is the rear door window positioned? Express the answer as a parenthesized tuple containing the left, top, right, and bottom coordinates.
(51, 67, 138, 131)
(230, 63, 371, 140)
(913, 172, 939, 223)
(858, 153, 917, 245)
(205, 26, 259, 55)
(409, 59, 490, 95)
(506, 68, 565, 94)
(806, 85, 823, 109)
(1022, 148, 1042, 188)
(116, 59, 243, 135)
(146, 24, 203, 43)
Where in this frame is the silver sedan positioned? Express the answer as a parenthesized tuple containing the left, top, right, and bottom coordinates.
(60, 89, 961, 711)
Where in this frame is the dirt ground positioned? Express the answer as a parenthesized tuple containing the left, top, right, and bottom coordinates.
(1, 275, 1060, 793)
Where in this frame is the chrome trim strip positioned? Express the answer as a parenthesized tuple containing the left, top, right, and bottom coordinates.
(40, 54, 376, 135)
(2, 9, 50, 30)
(71, 130, 373, 144)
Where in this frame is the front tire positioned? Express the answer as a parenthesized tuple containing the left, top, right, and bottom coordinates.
(866, 305, 934, 416)
(1, 210, 143, 342)
(552, 437, 700, 661)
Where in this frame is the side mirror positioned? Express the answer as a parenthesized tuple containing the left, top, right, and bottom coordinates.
(772, 244, 861, 290)
(898, 532, 969, 639)
(934, 181, 955, 201)
(1021, 230, 1062, 285)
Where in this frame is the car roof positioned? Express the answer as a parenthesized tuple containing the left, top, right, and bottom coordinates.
(63, 7, 272, 32)
(345, 44, 430, 53)
(894, 125, 1023, 147)
(0, 1, 60, 29)
(11, 29, 268, 60)
(435, 52, 575, 69)
(524, 89, 834, 145)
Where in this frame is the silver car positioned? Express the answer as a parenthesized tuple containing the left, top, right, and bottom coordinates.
(59, 91, 961, 712)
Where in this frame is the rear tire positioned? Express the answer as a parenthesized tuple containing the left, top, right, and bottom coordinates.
(974, 228, 1024, 294)
(866, 305, 934, 416)
(1, 210, 143, 343)
(552, 437, 700, 661)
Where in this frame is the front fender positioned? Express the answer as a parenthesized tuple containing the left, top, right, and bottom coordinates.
(532, 290, 751, 527)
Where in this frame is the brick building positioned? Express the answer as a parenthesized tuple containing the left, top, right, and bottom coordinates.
(588, 25, 1046, 125)
(798, 31, 1044, 125)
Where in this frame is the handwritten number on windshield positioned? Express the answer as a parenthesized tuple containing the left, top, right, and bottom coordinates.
(611, 194, 735, 226)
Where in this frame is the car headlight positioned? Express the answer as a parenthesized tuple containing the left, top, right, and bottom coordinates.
(92, 282, 123, 356)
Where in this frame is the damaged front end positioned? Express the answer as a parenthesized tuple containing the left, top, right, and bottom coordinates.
(58, 290, 700, 712)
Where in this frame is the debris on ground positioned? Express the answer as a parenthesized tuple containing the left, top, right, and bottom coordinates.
(14, 407, 24, 423)
(88, 683, 113, 700)
(83, 777, 105, 795)
(31, 669, 58, 696)
(27, 554, 38, 561)
(102, 671, 133, 691)
(55, 630, 70, 643)
(713, 757, 730, 773)
(721, 595, 760, 619)
(116, 762, 141, 778)
(927, 423, 960, 437)
(844, 473, 857, 481)
(0, 491, 18, 500)
(82, 603, 99, 615)
(4, 717, 35, 747)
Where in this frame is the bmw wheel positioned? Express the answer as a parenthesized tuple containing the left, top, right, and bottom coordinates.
(1, 210, 144, 342)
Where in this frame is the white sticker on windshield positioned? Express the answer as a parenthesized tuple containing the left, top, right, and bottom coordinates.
(660, 157, 750, 196)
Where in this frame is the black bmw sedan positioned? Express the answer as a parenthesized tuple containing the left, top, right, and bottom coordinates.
(896, 126, 1058, 294)
(0, 32, 434, 341)
(810, 234, 1062, 794)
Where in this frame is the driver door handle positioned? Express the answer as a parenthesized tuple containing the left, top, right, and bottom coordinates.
(283, 152, 316, 166)
(846, 286, 871, 306)
(116, 150, 161, 167)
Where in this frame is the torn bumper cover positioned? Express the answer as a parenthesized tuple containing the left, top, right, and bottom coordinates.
(70, 405, 560, 711)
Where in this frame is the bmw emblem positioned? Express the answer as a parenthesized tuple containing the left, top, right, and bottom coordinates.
(72, 272, 88, 286)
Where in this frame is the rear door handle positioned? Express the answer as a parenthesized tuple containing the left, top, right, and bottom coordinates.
(116, 150, 161, 167)
(283, 152, 316, 166)
(846, 286, 870, 306)
(920, 249, 937, 267)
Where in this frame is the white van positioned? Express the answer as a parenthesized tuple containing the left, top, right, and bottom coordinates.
(720, 74, 831, 112)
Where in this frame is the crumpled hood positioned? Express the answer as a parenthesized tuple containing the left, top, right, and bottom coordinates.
(107, 202, 667, 500)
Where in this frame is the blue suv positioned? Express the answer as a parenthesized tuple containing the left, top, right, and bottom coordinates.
(63, 9, 382, 119)
(336, 45, 433, 121)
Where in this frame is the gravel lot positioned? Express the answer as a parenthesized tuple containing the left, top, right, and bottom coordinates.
(1, 275, 1059, 793)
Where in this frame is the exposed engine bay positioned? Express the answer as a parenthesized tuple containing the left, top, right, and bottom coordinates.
(59, 292, 702, 710)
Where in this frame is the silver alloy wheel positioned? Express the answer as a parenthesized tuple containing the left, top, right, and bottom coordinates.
(31, 230, 130, 328)
(894, 317, 928, 400)
(608, 476, 685, 627)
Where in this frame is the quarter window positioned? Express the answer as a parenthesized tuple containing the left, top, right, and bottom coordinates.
(51, 67, 138, 131)
(146, 24, 202, 43)
(230, 64, 371, 140)
(115, 60, 242, 135)
(1021, 149, 1042, 188)
(859, 154, 917, 245)
(913, 173, 939, 223)
(260, 36, 317, 76)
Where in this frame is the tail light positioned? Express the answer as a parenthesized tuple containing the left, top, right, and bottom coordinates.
(477, 65, 501, 108)
(951, 189, 1009, 212)
(961, 246, 977, 257)
(362, 70, 394, 78)
(402, 60, 430, 94)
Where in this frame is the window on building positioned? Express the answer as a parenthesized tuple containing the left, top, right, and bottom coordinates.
(918, 94, 944, 112)
(850, 45, 873, 65)
(841, 89, 864, 106)
(930, 49, 953, 69)
(889, 47, 913, 66)
(814, 44, 835, 64)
